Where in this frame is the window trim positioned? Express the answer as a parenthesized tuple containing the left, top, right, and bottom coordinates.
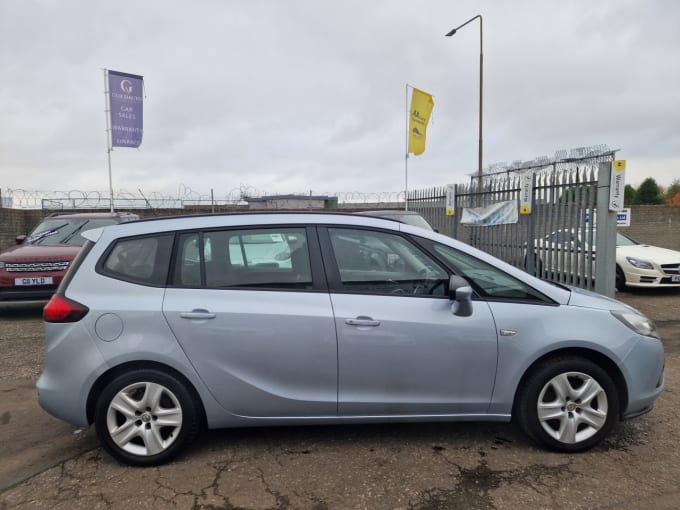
(317, 225, 451, 298)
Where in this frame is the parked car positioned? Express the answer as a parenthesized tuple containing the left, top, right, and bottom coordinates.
(38, 212, 664, 465)
(614, 232, 680, 290)
(532, 229, 680, 290)
(0, 212, 138, 301)
(355, 210, 434, 230)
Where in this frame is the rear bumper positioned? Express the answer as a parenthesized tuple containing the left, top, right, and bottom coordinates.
(37, 322, 107, 427)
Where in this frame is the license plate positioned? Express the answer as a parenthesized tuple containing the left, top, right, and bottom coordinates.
(672, 275, 680, 283)
(14, 277, 54, 286)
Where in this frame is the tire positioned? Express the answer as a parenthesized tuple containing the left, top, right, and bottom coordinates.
(615, 267, 626, 291)
(94, 369, 201, 466)
(516, 356, 619, 453)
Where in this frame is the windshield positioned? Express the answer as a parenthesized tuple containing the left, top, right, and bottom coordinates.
(616, 232, 639, 246)
(397, 214, 434, 230)
(27, 218, 119, 246)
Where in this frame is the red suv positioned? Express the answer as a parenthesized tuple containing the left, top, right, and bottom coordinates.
(0, 212, 138, 301)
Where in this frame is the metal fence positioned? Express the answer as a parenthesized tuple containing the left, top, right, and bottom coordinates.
(408, 147, 618, 292)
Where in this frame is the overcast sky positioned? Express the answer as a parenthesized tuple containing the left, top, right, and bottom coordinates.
(1, 0, 679, 202)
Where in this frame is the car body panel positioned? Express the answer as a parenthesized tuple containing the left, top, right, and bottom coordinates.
(163, 288, 338, 417)
(331, 293, 498, 415)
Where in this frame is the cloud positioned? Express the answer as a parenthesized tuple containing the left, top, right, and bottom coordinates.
(1, 0, 678, 202)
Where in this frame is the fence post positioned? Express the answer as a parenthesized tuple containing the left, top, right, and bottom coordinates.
(594, 162, 616, 297)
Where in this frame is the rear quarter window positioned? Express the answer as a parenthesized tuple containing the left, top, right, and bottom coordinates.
(100, 234, 174, 286)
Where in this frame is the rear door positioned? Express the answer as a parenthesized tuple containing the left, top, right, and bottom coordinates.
(163, 225, 338, 418)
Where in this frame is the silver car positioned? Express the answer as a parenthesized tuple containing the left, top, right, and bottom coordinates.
(37, 213, 664, 466)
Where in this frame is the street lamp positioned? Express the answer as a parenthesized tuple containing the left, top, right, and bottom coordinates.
(446, 15, 483, 187)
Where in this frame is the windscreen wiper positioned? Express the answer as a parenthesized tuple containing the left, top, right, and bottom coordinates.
(27, 223, 69, 244)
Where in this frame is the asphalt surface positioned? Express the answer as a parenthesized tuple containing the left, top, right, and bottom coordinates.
(0, 290, 679, 510)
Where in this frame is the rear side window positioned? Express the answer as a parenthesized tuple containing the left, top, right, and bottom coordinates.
(173, 228, 312, 290)
(101, 234, 174, 286)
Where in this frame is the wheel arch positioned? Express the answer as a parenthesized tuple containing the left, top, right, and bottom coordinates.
(512, 347, 629, 420)
(86, 360, 207, 426)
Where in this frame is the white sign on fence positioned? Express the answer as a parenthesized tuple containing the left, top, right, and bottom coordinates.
(584, 208, 631, 227)
(609, 160, 626, 211)
(445, 184, 455, 216)
(519, 171, 533, 214)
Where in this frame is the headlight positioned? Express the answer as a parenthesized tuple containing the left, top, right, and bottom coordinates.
(626, 256, 654, 270)
(0, 261, 5, 270)
(611, 310, 659, 338)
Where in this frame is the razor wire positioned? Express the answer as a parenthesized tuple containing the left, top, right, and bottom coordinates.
(0, 186, 407, 210)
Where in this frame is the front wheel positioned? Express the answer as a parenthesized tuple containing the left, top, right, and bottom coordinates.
(615, 267, 626, 291)
(94, 369, 201, 466)
(516, 357, 619, 452)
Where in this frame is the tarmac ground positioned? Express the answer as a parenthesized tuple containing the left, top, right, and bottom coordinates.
(1, 288, 679, 510)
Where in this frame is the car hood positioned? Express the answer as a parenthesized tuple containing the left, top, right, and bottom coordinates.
(567, 285, 637, 313)
(617, 244, 680, 264)
(0, 243, 81, 262)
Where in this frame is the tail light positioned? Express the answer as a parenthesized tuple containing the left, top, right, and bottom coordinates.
(43, 295, 89, 323)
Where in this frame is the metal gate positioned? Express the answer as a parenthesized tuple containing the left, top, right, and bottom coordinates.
(408, 147, 618, 294)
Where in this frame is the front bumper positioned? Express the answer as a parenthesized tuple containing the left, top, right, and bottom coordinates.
(0, 286, 57, 301)
(619, 335, 665, 420)
(622, 266, 680, 288)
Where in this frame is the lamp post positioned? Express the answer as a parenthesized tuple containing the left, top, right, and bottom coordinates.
(446, 15, 483, 188)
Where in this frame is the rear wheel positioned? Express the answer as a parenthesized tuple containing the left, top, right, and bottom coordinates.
(516, 356, 619, 452)
(94, 369, 201, 466)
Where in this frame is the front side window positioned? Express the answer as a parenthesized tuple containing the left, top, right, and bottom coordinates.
(102, 234, 173, 285)
(327, 228, 448, 296)
(427, 241, 548, 302)
(174, 228, 312, 290)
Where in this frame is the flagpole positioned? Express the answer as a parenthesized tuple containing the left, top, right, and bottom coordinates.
(103, 68, 115, 213)
(405, 83, 410, 211)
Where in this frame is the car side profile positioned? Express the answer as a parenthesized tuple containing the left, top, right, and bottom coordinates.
(37, 213, 664, 466)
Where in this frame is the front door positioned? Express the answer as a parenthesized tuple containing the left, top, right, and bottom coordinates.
(320, 227, 498, 416)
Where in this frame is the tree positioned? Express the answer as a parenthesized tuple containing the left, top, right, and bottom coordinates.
(636, 177, 663, 204)
(624, 184, 637, 206)
(665, 178, 680, 205)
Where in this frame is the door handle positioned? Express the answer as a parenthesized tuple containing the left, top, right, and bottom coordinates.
(345, 316, 381, 327)
(180, 309, 216, 320)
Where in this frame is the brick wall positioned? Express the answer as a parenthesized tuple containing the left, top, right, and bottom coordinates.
(0, 209, 45, 250)
(623, 205, 680, 251)
(3, 205, 679, 253)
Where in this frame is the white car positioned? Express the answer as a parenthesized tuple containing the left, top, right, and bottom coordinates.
(616, 232, 680, 290)
(534, 230, 680, 290)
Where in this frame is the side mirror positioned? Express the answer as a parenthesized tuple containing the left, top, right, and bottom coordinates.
(449, 275, 473, 317)
(15, 235, 26, 245)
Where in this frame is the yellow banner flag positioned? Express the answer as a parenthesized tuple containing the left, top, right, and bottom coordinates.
(408, 88, 434, 156)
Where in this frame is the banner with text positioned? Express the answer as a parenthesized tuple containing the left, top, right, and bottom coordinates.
(408, 88, 434, 156)
(460, 200, 519, 226)
(108, 70, 144, 148)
